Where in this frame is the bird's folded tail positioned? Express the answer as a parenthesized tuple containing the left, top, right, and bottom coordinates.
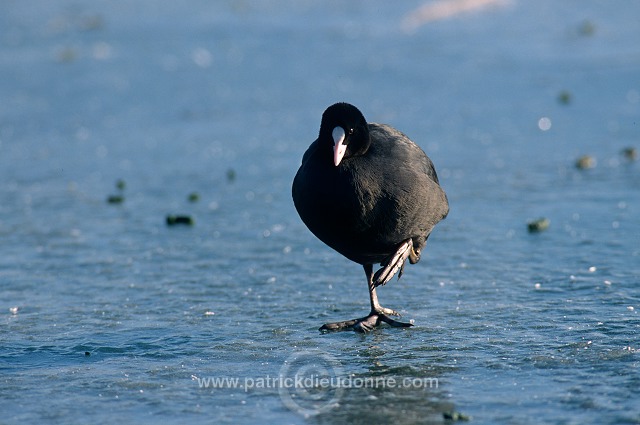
(373, 239, 413, 287)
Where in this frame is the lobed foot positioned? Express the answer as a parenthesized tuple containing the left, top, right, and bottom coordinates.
(319, 310, 413, 333)
(373, 239, 414, 287)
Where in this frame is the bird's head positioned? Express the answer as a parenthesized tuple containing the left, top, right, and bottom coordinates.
(319, 102, 369, 166)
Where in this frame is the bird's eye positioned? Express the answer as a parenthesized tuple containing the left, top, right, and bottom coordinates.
(348, 128, 354, 135)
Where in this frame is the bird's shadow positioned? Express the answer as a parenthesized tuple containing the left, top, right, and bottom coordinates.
(308, 330, 459, 425)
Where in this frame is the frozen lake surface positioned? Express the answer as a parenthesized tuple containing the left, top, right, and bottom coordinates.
(1, 1, 639, 424)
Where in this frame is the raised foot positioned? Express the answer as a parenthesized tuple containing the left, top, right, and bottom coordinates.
(373, 239, 414, 287)
(319, 311, 413, 333)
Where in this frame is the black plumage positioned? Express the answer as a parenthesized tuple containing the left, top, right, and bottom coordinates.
(292, 102, 448, 332)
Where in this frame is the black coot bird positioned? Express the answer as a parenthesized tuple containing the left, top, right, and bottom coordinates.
(292, 102, 449, 332)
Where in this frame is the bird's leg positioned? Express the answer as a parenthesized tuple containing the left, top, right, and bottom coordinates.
(409, 245, 421, 264)
(372, 239, 416, 287)
(368, 266, 400, 316)
(319, 264, 413, 333)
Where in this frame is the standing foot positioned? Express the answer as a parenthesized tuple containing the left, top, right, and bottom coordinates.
(319, 310, 413, 333)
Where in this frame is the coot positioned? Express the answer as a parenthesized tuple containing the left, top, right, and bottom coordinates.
(292, 102, 449, 332)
